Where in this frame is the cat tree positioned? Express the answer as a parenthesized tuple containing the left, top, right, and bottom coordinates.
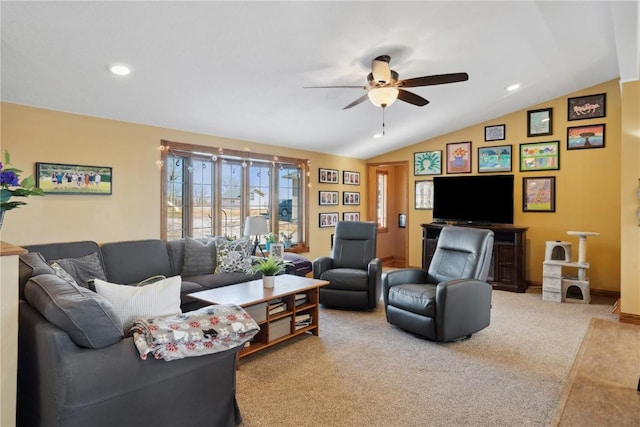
(542, 231, 599, 303)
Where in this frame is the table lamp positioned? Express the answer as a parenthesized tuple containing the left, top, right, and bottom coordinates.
(244, 216, 269, 256)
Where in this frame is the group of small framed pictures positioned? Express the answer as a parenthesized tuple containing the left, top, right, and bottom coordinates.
(319, 168, 360, 185)
(414, 92, 606, 214)
(319, 211, 360, 228)
(319, 191, 360, 206)
(318, 168, 361, 227)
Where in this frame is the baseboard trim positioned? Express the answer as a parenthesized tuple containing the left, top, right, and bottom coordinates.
(619, 312, 640, 325)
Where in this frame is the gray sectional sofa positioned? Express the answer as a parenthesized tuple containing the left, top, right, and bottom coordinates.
(17, 237, 260, 427)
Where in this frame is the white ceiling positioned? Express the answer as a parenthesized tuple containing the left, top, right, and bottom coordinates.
(1, 1, 638, 159)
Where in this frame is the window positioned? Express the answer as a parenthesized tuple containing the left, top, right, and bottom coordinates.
(376, 170, 388, 231)
(161, 140, 309, 252)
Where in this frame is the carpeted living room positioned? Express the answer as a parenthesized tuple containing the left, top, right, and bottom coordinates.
(1, 2, 639, 427)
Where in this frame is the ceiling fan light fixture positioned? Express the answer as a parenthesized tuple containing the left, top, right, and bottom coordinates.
(368, 87, 399, 108)
(371, 59, 391, 83)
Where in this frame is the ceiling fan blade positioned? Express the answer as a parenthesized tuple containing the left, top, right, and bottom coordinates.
(371, 55, 391, 84)
(399, 72, 469, 88)
(343, 94, 370, 110)
(397, 89, 430, 106)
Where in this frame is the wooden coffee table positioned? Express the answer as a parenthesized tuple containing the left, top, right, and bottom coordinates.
(188, 274, 329, 362)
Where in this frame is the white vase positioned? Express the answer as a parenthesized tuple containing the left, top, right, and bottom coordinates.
(263, 275, 275, 288)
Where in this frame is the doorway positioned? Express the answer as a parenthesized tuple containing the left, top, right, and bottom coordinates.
(367, 161, 409, 267)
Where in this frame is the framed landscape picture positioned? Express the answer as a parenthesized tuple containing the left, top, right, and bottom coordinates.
(520, 141, 560, 171)
(567, 124, 605, 150)
(568, 93, 606, 121)
(36, 162, 112, 195)
(527, 107, 553, 137)
(523, 176, 556, 212)
(478, 145, 512, 173)
(414, 150, 442, 175)
(446, 142, 472, 174)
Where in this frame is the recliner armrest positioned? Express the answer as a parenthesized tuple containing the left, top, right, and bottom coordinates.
(435, 278, 493, 341)
(382, 268, 429, 305)
(312, 256, 334, 278)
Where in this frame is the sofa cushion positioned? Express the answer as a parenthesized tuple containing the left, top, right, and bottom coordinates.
(182, 237, 217, 276)
(100, 239, 173, 285)
(49, 252, 107, 288)
(50, 262, 80, 286)
(18, 252, 56, 299)
(183, 271, 257, 289)
(93, 276, 182, 333)
(214, 238, 253, 273)
(24, 274, 124, 348)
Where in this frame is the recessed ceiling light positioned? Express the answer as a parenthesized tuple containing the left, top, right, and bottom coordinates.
(506, 83, 520, 92)
(108, 63, 132, 76)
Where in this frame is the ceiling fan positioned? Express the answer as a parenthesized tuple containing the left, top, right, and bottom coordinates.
(306, 55, 469, 110)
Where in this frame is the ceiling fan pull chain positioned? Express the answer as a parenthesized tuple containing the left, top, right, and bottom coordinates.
(382, 107, 386, 136)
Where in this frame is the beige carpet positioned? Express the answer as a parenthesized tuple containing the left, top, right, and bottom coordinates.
(236, 290, 622, 426)
(552, 317, 640, 426)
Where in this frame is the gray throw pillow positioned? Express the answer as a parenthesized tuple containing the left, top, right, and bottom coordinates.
(24, 274, 124, 348)
(50, 252, 107, 288)
(181, 237, 217, 276)
(19, 252, 56, 297)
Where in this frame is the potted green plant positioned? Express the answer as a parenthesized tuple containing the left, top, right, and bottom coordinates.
(264, 232, 277, 251)
(250, 256, 289, 288)
(280, 231, 294, 248)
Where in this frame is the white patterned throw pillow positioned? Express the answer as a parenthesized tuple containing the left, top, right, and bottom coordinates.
(214, 238, 253, 274)
(93, 276, 182, 333)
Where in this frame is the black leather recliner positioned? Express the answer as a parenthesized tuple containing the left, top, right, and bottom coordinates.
(382, 226, 494, 342)
(313, 221, 382, 310)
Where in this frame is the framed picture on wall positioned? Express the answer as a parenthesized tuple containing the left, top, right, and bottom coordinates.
(478, 145, 512, 173)
(523, 176, 556, 212)
(343, 170, 360, 185)
(567, 124, 605, 150)
(415, 180, 434, 210)
(343, 191, 360, 205)
(319, 191, 339, 205)
(446, 142, 472, 174)
(484, 124, 505, 141)
(319, 212, 338, 228)
(520, 141, 560, 171)
(343, 212, 360, 221)
(414, 150, 442, 175)
(527, 108, 553, 137)
(568, 93, 606, 121)
(36, 162, 113, 195)
(319, 168, 339, 184)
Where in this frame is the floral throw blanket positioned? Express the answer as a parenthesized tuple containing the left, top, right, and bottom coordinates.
(129, 304, 260, 361)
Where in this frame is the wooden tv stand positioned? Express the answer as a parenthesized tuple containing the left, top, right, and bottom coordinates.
(421, 223, 528, 293)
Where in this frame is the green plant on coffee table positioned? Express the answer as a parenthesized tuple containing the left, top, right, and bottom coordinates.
(250, 256, 290, 277)
(264, 233, 277, 244)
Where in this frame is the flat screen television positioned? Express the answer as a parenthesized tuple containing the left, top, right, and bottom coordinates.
(433, 174, 514, 225)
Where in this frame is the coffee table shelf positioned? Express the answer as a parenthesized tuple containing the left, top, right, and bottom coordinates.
(187, 275, 330, 362)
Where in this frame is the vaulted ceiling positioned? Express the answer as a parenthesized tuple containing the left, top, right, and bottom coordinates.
(2, 1, 638, 159)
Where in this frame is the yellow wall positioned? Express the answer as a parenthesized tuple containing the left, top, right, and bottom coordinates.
(619, 80, 640, 317)
(369, 79, 622, 293)
(0, 103, 366, 262)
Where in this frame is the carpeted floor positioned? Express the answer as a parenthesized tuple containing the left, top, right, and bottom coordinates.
(552, 317, 640, 426)
(235, 290, 629, 426)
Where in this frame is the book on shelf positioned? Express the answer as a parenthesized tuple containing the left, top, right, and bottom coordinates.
(294, 313, 312, 330)
(294, 294, 307, 306)
(268, 303, 286, 315)
(295, 313, 311, 323)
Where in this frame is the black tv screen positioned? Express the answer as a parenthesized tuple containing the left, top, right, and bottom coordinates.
(433, 175, 514, 224)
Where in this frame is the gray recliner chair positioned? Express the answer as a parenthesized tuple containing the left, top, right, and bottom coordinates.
(313, 221, 382, 310)
(382, 226, 494, 342)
